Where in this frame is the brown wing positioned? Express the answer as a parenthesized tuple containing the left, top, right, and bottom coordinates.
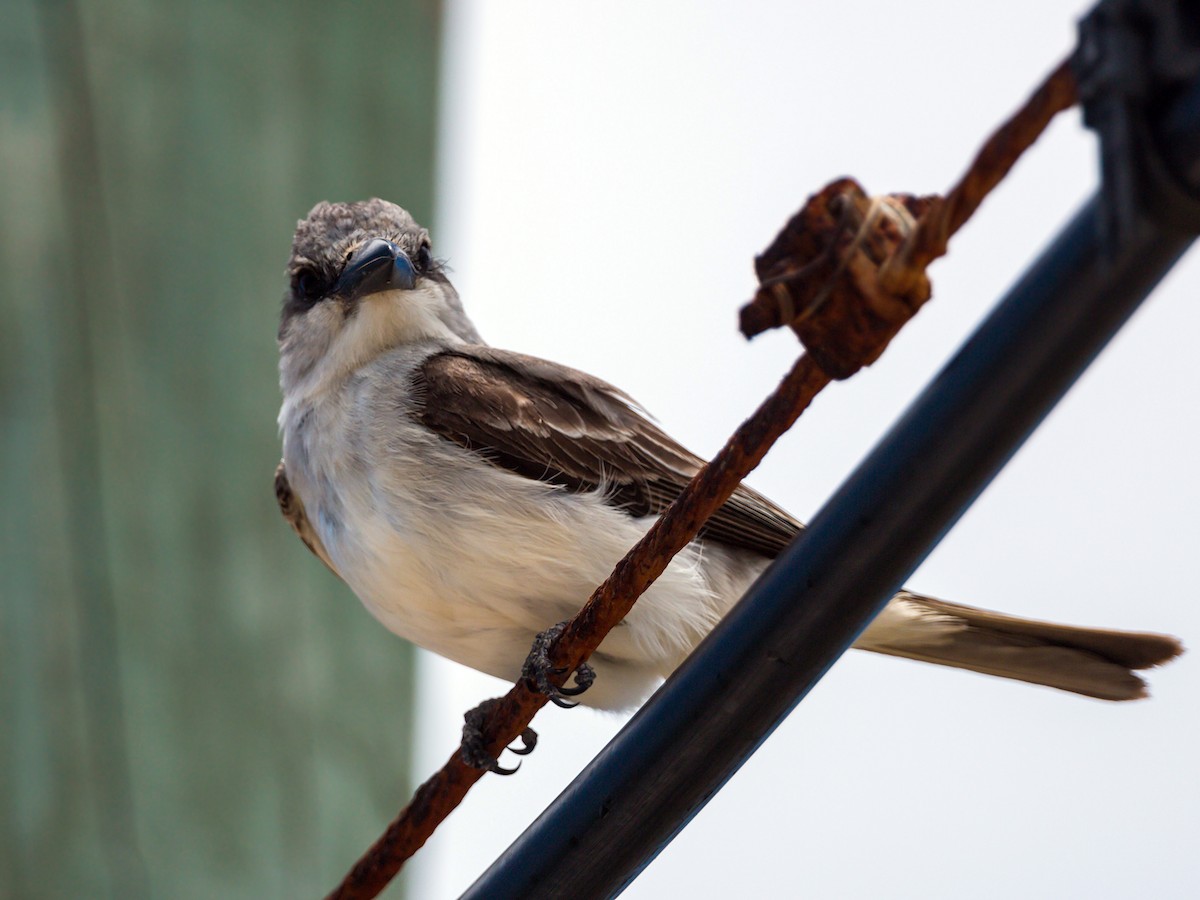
(274, 461, 339, 575)
(412, 348, 802, 558)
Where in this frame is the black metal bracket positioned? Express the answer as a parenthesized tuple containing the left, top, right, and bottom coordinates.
(1075, 0, 1200, 243)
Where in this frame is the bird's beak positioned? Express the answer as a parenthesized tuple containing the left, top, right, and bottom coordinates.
(336, 239, 416, 301)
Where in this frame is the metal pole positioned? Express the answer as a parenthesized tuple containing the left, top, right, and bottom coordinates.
(463, 44, 1200, 900)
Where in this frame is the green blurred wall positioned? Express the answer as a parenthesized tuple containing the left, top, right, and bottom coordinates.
(1, 1, 443, 896)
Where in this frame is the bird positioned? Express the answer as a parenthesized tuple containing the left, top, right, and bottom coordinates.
(275, 198, 1182, 712)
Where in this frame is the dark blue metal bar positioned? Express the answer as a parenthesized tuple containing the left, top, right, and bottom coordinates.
(462, 14, 1200, 900)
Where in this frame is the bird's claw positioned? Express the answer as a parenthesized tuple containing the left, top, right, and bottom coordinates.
(521, 620, 596, 707)
(460, 698, 538, 775)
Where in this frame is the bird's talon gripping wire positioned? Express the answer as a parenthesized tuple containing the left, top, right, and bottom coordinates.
(461, 698, 538, 775)
(521, 620, 597, 706)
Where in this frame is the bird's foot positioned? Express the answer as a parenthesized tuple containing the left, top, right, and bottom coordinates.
(521, 620, 596, 708)
(460, 698, 537, 775)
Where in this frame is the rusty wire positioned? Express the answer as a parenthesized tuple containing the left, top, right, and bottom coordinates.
(880, 57, 1079, 295)
(322, 57, 1081, 900)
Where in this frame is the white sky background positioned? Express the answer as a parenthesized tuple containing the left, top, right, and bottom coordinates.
(408, 2, 1200, 897)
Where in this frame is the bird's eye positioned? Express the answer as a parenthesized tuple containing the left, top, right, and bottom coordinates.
(415, 245, 433, 274)
(294, 268, 326, 303)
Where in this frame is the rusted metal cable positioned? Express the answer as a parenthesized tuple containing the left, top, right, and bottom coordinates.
(882, 57, 1080, 293)
(741, 59, 1079, 377)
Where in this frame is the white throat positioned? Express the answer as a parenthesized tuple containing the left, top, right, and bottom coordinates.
(279, 285, 465, 410)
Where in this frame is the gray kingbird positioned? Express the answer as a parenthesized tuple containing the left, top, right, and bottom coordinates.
(276, 198, 1181, 711)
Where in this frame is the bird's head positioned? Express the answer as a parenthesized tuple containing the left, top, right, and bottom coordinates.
(278, 199, 481, 392)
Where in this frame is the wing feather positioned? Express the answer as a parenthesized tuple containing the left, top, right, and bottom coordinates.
(274, 461, 338, 574)
(413, 348, 801, 558)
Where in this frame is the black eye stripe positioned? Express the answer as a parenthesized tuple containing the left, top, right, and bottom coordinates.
(289, 237, 431, 307)
(293, 267, 329, 304)
(415, 245, 432, 273)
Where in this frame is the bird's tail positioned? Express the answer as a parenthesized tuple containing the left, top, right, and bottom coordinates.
(853, 591, 1184, 700)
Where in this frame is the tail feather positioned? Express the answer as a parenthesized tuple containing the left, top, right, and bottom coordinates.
(854, 591, 1185, 701)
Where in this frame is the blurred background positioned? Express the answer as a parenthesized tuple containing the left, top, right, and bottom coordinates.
(4, 2, 1198, 899)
